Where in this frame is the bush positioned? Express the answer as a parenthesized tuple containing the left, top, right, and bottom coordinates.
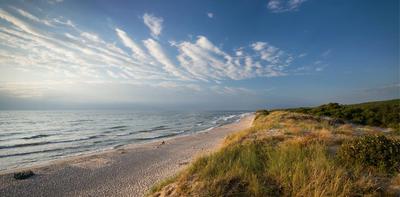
(255, 110, 270, 121)
(285, 99, 400, 132)
(337, 135, 400, 173)
(256, 109, 269, 116)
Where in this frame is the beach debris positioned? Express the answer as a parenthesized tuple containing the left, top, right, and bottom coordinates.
(156, 140, 166, 148)
(13, 170, 35, 180)
(118, 149, 127, 154)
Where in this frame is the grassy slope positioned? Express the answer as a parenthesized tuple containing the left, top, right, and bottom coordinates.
(280, 99, 400, 133)
(149, 111, 400, 196)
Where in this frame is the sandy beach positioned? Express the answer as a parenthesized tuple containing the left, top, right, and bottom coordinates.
(0, 114, 254, 197)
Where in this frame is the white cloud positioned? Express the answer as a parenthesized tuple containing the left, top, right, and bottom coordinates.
(0, 8, 42, 37)
(106, 70, 119, 79)
(251, 42, 267, 51)
(267, 0, 308, 13)
(207, 12, 214, 18)
(48, 0, 64, 4)
(0, 6, 318, 100)
(0, 8, 174, 85)
(143, 38, 191, 80)
(211, 86, 255, 95)
(143, 13, 163, 38)
(156, 81, 202, 91)
(81, 32, 101, 43)
(173, 36, 294, 81)
(52, 17, 75, 28)
(298, 53, 307, 58)
(115, 28, 147, 60)
(251, 41, 293, 67)
(12, 7, 53, 26)
(322, 49, 332, 57)
(174, 36, 234, 81)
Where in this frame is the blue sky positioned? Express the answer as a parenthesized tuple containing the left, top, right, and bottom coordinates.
(0, 0, 398, 110)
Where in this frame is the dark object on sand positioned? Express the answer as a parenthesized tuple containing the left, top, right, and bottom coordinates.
(13, 170, 35, 180)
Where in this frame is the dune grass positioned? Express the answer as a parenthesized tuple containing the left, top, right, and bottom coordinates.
(149, 111, 400, 197)
(265, 142, 352, 196)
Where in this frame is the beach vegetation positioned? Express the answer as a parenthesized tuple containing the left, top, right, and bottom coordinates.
(281, 99, 400, 134)
(149, 109, 400, 196)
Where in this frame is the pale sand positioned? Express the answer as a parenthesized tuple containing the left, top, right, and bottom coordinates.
(0, 114, 254, 197)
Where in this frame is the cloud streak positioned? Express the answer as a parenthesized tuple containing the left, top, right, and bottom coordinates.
(267, 0, 308, 13)
(143, 13, 163, 38)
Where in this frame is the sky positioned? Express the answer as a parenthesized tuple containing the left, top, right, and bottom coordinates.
(0, 0, 398, 110)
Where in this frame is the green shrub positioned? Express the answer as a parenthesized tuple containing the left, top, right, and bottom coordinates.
(256, 109, 269, 116)
(255, 110, 270, 121)
(337, 135, 400, 173)
(284, 99, 400, 131)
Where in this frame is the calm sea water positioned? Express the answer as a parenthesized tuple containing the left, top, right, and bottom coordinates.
(0, 110, 250, 172)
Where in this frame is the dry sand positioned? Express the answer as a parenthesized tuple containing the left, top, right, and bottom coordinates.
(0, 114, 254, 197)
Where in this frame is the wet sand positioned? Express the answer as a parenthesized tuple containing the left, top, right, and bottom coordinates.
(0, 114, 254, 197)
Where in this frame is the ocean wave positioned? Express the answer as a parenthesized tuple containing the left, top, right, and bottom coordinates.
(0, 148, 66, 158)
(135, 132, 182, 141)
(0, 135, 103, 150)
(108, 125, 129, 130)
(149, 125, 170, 131)
(205, 126, 216, 131)
(21, 134, 50, 140)
(0, 144, 96, 159)
(0, 141, 52, 149)
(68, 119, 93, 123)
(103, 125, 129, 133)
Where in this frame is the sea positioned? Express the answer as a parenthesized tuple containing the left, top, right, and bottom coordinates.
(0, 110, 251, 172)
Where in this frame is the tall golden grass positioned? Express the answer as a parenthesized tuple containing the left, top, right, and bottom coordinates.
(149, 111, 399, 197)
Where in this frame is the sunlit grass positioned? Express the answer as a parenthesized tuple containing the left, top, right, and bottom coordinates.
(149, 111, 399, 197)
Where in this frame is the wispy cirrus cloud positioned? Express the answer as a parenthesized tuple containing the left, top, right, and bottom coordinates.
(143, 13, 163, 38)
(172, 36, 293, 81)
(267, 0, 308, 13)
(0, 6, 319, 99)
(143, 38, 191, 80)
(322, 49, 332, 58)
(115, 28, 148, 61)
(47, 0, 64, 4)
(11, 7, 53, 26)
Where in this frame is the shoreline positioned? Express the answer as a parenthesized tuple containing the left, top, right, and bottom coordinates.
(0, 113, 254, 197)
(0, 113, 251, 175)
